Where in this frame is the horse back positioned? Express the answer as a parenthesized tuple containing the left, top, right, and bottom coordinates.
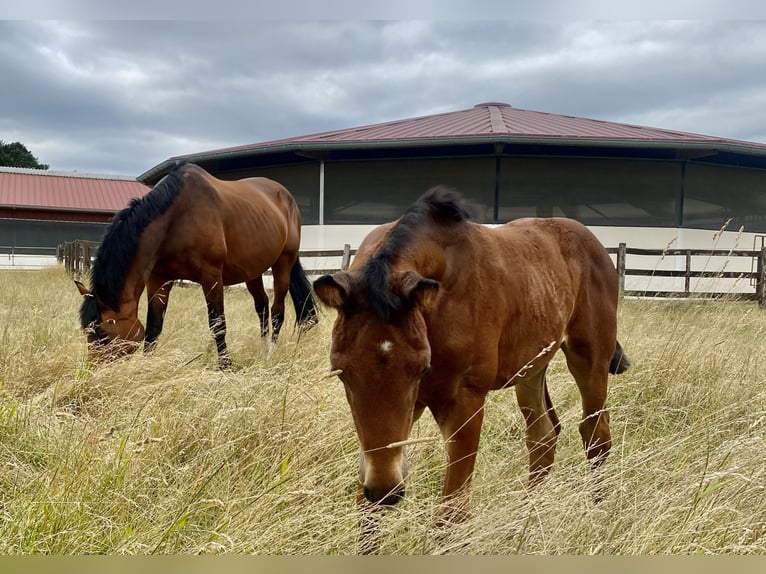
(158, 166, 300, 282)
(425, 217, 618, 388)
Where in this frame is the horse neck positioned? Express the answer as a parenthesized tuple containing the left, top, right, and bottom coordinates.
(116, 217, 168, 316)
(397, 225, 454, 280)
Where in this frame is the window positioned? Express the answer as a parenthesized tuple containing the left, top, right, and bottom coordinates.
(684, 164, 766, 232)
(498, 157, 680, 227)
(324, 158, 496, 224)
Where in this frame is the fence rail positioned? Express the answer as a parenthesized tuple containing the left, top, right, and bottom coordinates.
(56, 241, 357, 277)
(55, 240, 766, 306)
(609, 243, 766, 305)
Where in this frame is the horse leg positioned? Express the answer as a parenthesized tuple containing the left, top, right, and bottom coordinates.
(269, 255, 293, 344)
(245, 277, 270, 338)
(201, 275, 231, 370)
(431, 390, 487, 525)
(144, 275, 174, 353)
(514, 367, 560, 486)
(561, 338, 612, 473)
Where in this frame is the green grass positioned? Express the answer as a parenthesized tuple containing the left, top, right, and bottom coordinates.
(0, 267, 764, 554)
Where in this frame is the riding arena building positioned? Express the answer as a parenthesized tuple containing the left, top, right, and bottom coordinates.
(138, 103, 766, 293)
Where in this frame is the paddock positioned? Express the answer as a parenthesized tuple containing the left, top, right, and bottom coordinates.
(0, 266, 764, 554)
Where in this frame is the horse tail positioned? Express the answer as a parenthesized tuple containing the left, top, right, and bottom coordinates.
(289, 258, 319, 328)
(609, 340, 631, 374)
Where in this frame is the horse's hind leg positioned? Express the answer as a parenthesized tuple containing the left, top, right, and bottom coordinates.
(560, 338, 612, 471)
(269, 254, 294, 343)
(246, 277, 270, 338)
(514, 366, 560, 486)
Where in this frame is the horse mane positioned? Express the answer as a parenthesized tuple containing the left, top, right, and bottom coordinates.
(79, 162, 189, 327)
(362, 186, 477, 321)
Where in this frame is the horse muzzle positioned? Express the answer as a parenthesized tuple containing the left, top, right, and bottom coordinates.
(358, 448, 409, 505)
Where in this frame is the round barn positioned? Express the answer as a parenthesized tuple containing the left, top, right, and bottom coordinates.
(139, 103, 766, 245)
(138, 103, 766, 294)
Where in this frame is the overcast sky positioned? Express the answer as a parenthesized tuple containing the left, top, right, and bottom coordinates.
(2, 14, 766, 177)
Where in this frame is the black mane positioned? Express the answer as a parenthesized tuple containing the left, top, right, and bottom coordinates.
(79, 162, 188, 328)
(362, 186, 477, 321)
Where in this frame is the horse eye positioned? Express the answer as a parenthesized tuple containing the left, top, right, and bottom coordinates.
(419, 365, 431, 378)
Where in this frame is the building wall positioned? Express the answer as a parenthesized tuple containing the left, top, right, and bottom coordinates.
(215, 154, 766, 232)
(0, 217, 107, 254)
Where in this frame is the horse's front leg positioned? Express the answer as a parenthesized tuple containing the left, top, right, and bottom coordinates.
(202, 276, 231, 370)
(144, 275, 174, 353)
(432, 389, 487, 526)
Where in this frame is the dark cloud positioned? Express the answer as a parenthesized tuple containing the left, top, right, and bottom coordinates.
(1, 20, 766, 176)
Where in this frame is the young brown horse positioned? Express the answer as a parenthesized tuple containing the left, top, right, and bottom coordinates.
(314, 187, 629, 540)
(75, 162, 317, 369)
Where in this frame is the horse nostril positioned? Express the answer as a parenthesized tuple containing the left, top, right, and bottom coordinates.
(364, 485, 405, 505)
(381, 487, 405, 505)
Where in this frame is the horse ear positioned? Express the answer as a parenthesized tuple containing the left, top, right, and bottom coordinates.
(399, 271, 439, 309)
(313, 272, 352, 309)
(74, 280, 93, 298)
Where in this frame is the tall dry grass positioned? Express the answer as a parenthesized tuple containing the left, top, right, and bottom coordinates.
(0, 266, 764, 554)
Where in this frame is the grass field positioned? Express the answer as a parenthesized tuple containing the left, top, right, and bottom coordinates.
(0, 266, 764, 554)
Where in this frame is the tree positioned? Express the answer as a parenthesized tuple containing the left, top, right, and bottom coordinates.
(0, 140, 49, 169)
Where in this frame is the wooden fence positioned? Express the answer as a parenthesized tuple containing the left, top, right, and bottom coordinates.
(611, 243, 766, 305)
(57, 240, 99, 276)
(58, 240, 766, 306)
(57, 241, 356, 277)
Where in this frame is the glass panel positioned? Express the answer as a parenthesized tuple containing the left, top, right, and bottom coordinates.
(498, 157, 680, 227)
(684, 164, 766, 232)
(324, 158, 496, 224)
(0, 219, 106, 252)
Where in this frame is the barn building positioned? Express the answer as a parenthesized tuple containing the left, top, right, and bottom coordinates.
(0, 167, 149, 267)
(138, 102, 766, 255)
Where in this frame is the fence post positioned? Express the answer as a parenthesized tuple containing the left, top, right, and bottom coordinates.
(617, 243, 626, 298)
(66, 242, 74, 275)
(341, 243, 352, 271)
(757, 247, 766, 307)
(76, 241, 84, 275)
(83, 241, 96, 274)
(684, 250, 691, 296)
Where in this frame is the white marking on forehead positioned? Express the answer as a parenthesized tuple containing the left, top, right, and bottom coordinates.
(379, 340, 394, 353)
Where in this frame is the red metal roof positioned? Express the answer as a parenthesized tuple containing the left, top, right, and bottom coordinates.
(184, 102, 766, 155)
(137, 102, 766, 184)
(0, 167, 150, 213)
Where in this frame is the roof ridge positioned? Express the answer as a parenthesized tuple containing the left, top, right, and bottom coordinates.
(0, 166, 137, 180)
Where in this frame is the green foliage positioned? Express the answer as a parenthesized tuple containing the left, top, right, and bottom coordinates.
(0, 140, 49, 169)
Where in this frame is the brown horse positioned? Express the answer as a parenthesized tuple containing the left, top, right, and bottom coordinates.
(75, 162, 317, 369)
(314, 187, 629, 537)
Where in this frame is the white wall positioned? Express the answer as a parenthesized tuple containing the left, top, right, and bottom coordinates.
(300, 223, 765, 295)
(6, 223, 760, 297)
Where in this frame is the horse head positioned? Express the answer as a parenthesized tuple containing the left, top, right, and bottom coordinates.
(75, 280, 145, 363)
(314, 268, 438, 505)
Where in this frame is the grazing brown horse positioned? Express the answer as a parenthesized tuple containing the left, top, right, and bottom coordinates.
(314, 187, 630, 540)
(75, 162, 317, 369)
